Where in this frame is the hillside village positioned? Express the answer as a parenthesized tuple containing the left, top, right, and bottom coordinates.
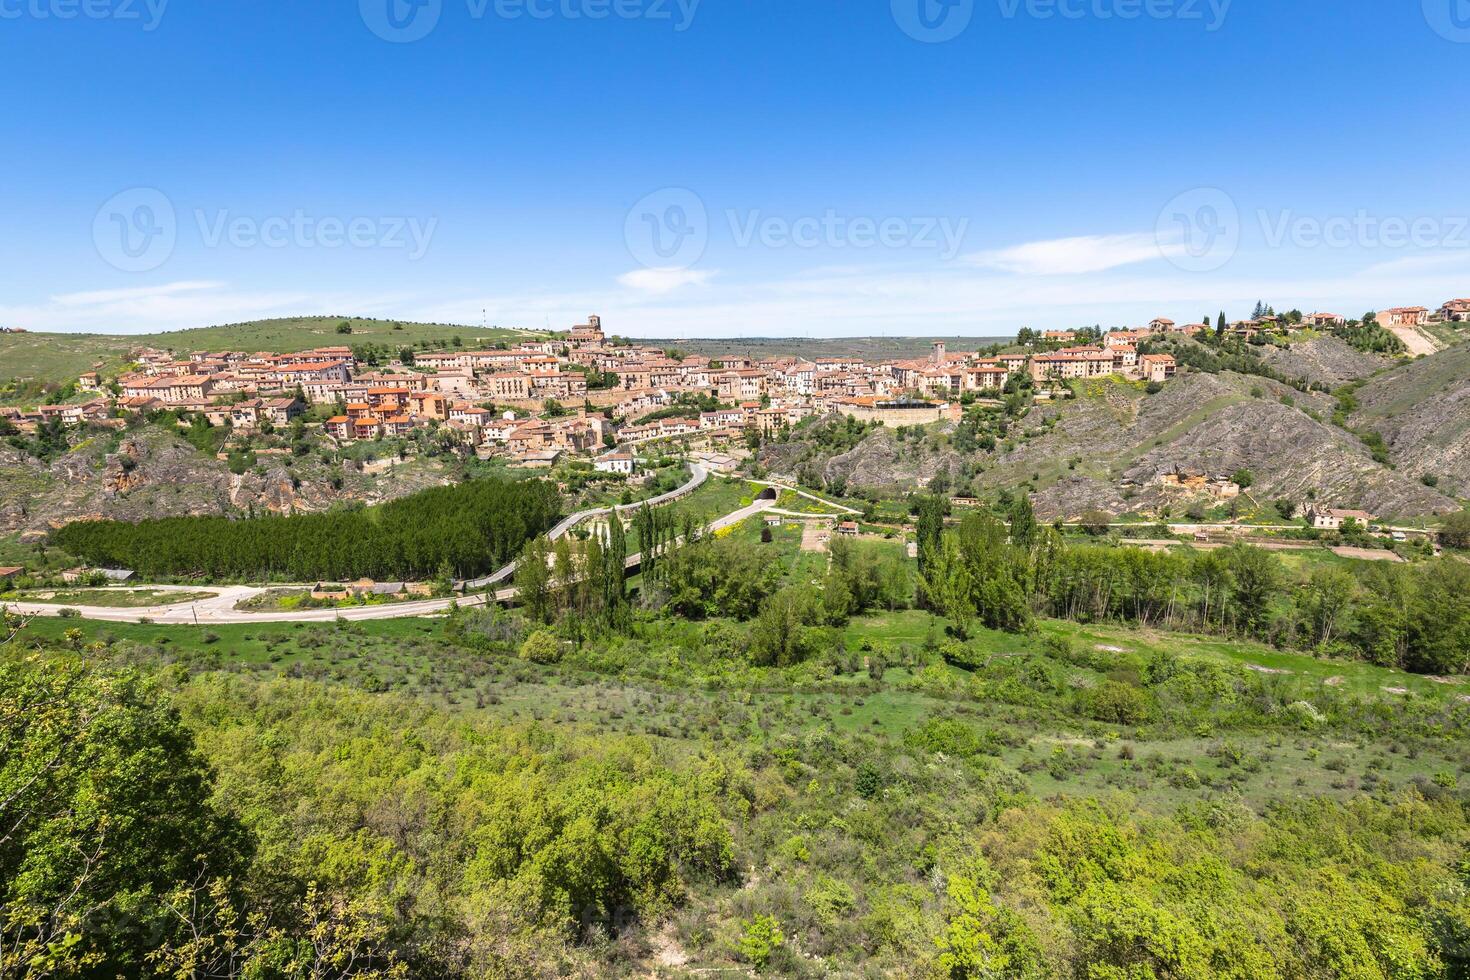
(1, 300, 1464, 529)
(4, 312, 1189, 454)
(6, 311, 1157, 465)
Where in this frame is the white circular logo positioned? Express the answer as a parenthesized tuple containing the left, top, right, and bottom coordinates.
(624, 188, 708, 270)
(360, 0, 442, 43)
(1155, 187, 1240, 273)
(1423, 0, 1470, 42)
(93, 188, 177, 273)
(892, 0, 974, 42)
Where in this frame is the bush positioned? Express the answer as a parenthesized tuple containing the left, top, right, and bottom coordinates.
(1082, 680, 1153, 725)
(738, 914, 784, 970)
(854, 761, 884, 799)
(518, 628, 562, 664)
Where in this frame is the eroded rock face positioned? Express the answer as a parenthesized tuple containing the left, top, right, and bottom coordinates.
(1116, 398, 1452, 518)
(757, 368, 1460, 520)
(824, 428, 966, 494)
(0, 423, 456, 534)
(1350, 344, 1470, 497)
(760, 424, 965, 495)
(1259, 336, 1392, 388)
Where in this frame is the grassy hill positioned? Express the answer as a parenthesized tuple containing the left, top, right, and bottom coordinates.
(0, 316, 552, 384)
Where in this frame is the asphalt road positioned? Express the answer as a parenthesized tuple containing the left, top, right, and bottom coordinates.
(463, 462, 709, 589)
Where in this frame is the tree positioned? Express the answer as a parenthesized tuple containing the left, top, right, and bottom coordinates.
(1231, 468, 1255, 490)
(604, 516, 628, 615)
(1008, 495, 1038, 550)
(750, 587, 817, 666)
(0, 659, 252, 974)
(915, 494, 947, 580)
(1223, 544, 1282, 636)
(821, 567, 854, 626)
(1440, 511, 1470, 550)
(934, 861, 1046, 979)
(1216, 311, 1227, 337)
(1299, 566, 1356, 648)
(739, 914, 784, 971)
(517, 537, 553, 624)
(1079, 510, 1112, 537)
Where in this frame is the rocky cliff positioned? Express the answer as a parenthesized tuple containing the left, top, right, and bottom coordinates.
(0, 423, 455, 535)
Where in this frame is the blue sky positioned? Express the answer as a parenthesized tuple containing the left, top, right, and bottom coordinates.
(3, 0, 1469, 337)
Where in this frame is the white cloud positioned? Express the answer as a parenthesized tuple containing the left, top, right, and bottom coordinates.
(51, 280, 226, 307)
(968, 233, 1171, 276)
(616, 267, 715, 294)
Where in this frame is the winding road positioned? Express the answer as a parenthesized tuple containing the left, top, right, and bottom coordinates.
(5, 466, 793, 626)
(462, 462, 709, 590)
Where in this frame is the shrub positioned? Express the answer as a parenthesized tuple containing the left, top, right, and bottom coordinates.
(518, 629, 562, 664)
(738, 914, 784, 970)
(1082, 680, 1153, 725)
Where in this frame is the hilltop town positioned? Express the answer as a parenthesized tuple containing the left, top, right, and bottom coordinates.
(4, 312, 1183, 465)
(6, 302, 1464, 453)
(5, 301, 1464, 537)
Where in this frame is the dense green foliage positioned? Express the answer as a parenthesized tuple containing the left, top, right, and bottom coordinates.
(1336, 313, 1408, 354)
(916, 501, 1470, 676)
(0, 651, 736, 976)
(0, 656, 252, 975)
(51, 477, 560, 581)
(6, 604, 1470, 977)
(11, 471, 1470, 976)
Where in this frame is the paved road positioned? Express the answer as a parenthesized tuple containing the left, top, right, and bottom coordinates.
(463, 462, 709, 589)
(5, 470, 774, 627)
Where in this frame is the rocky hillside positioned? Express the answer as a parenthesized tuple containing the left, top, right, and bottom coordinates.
(1258, 335, 1393, 388)
(760, 367, 1462, 520)
(0, 423, 456, 537)
(1350, 343, 1470, 497)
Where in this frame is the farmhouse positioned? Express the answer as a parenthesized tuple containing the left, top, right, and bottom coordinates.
(594, 452, 637, 475)
(1305, 506, 1376, 531)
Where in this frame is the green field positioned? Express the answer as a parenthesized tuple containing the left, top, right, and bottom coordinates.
(0, 316, 551, 383)
(20, 603, 1465, 814)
